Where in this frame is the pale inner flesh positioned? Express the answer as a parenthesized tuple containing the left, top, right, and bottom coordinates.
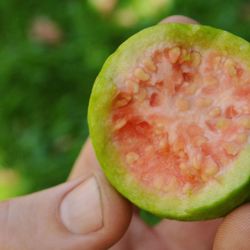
(111, 46, 250, 195)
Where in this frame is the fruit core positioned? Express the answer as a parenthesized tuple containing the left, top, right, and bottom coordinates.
(110, 45, 250, 195)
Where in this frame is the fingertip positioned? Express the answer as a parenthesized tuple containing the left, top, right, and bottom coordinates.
(160, 15, 199, 25)
(213, 204, 250, 250)
(69, 139, 133, 248)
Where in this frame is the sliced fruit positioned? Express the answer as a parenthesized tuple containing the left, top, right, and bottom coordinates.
(88, 23, 250, 220)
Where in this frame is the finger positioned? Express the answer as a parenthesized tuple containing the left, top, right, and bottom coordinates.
(155, 219, 222, 250)
(0, 141, 131, 250)
(213, 204, 250, 250)
(69, 139, 132, 238)
(0, 179, 130, 250)
(160, 15, 199, 24)
(110, 214, 165, 250)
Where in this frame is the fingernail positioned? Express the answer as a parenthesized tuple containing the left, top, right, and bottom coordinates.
(60, 177, 103, 234)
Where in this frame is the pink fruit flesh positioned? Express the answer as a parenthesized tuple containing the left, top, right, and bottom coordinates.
(110, 46, 250, 195)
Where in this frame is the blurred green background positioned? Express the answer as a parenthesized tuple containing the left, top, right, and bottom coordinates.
(0, 0, 249, 200)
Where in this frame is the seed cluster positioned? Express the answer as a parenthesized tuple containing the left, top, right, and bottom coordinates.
(111, 46, 250, 195)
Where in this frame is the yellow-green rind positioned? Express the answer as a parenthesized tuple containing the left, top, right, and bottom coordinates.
(88, 23, 250, 220)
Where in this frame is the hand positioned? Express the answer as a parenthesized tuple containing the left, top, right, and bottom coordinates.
(0, 16, 249, 250)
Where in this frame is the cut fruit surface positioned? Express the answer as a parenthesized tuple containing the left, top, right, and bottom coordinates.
(88, 23, 250, 220)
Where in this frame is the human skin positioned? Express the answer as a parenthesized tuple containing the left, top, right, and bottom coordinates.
(0, 16, 249, 250)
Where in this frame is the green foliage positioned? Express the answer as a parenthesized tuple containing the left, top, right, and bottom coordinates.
(0, 0, 249, 197)
(0, 1, 115, 191)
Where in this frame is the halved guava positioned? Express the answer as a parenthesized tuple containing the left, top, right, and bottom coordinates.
(88, 23, 250, 220)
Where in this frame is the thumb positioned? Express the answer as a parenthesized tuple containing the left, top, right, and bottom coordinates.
(0, 142, 132, 250)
